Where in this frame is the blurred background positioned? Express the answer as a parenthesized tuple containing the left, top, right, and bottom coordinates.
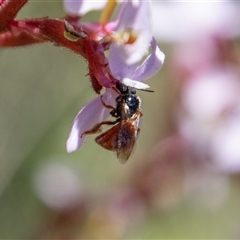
(1, 1, 240, 238)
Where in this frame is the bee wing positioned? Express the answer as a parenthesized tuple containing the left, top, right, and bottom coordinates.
(117, 119, 139, 164)
(96, 113, 141, 164)
(95, 124, 119, 151)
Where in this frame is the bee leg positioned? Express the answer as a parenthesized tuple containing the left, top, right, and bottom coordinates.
(100, 96, 115, 109)
(81, 119, 120, 137)
(100, 95, 117, 117)
(112, 86, 120, 94)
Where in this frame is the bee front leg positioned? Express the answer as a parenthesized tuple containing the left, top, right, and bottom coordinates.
(81, 119, 119, 137)
(100, 95, 118, 117)
(100, 96, 115, 110)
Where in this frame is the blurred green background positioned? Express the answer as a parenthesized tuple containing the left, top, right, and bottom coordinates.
(1, 1, 240, 239)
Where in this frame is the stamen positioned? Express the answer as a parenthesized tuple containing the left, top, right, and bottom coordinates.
(100, 0, 117, 28)
(99, 1, 139, 45)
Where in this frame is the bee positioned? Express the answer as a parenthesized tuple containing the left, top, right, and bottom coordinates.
(82, 82, 152, 164)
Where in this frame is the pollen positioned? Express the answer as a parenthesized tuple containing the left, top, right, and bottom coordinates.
(118, 29, 138, 44)
(111, 29, 139, 45)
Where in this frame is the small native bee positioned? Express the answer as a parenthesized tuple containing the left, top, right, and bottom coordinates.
(82, 82, 152, 164)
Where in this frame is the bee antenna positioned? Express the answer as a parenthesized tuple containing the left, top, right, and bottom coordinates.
(139, 89, 154, 93)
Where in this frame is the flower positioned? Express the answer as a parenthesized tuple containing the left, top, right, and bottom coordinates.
(63, 0, 159, 91)
(65, 0, 165, 152)
(150, 2, 240, 43)
(66, 38, 164, 153)
(64, 0, 154, 65)
(108, 0, 152, 65)
(0, 0, 165, 153)
(179, 68, 240, 173)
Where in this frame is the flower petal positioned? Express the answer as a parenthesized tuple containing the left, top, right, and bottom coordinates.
(121, 78, 150, 89)
(64, 0, 107, 16)
(108, 0, 153, 78)
(131, 37, 165, 82)
(108, 43, 139, 79)
(151, 2, 240, 42)
(66, 89, 116, 153)
(113, 1, 152, 65)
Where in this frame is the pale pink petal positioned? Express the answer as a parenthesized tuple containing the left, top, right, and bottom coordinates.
(121, 78, 150, 89)
(212, 114, 240, 173)
(108, 45, 139, 79)
(109, 1, 152, 67)
(66, 89, 116, 153)
(117, 1, 152, 64)
(151, 2, 240, 42)
(64, 0, 107, 16)
(131, 37, 165, 82)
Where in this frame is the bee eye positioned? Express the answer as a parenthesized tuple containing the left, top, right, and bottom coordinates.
(116, 81, 128, 94)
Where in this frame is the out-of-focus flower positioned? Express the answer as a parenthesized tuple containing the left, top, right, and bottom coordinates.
(67, 38, 164, 153)
(162, 2, 240, 173)
(33, 160, 84, 211)
(178, 68, 240, 173)
(151, 2, 240, 42)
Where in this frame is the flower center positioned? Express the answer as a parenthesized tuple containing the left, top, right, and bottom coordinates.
(100, 0, 139, 45)
(113, 29, 139, 45)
